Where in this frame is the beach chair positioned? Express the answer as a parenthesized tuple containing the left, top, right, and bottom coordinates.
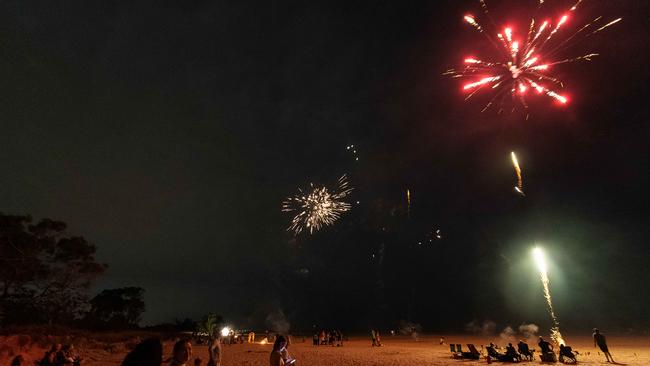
(450, 344, 464, 359)
(488, 345, 520, 363)
(461, 344, 481, 360)
(559, 346, 577, 364)
(540, 351, 558, 363)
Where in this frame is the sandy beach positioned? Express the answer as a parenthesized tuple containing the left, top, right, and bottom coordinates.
(3, 334, 649, 365)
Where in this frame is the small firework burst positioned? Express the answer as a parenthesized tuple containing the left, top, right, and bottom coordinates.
(282, 175, 353, 235)
(444, 0, 621, 115)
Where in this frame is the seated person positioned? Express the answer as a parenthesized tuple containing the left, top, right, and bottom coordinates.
(505, 343, 520, 362)
(538, 337, 557, 362)
(517, 340, 533, 361)
(559, 344, 577, 364)
(486, 343, 502, 358)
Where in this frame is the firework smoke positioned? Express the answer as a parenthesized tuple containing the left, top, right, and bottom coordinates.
(282, 175, 353, 235)
(533, 247, 565, 346)
(445, 0, 621, 114)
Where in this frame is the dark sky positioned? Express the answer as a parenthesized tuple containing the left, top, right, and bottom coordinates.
(0, 0, 647, 333)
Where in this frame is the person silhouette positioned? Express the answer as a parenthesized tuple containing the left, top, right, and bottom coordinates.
(593, 328, 614, 363)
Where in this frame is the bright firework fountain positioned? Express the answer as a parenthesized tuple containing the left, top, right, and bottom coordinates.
(533, 247, 565, 346)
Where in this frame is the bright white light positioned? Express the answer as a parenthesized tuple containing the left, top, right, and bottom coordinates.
(221, 327, 231, 337)
(533, 247, 547, 274)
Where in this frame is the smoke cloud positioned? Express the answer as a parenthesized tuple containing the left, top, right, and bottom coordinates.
(265, 308, 291, 334)
(466, 320, 497, 336)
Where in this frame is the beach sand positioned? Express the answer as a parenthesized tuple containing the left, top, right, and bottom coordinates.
(2, 334, 649, 365)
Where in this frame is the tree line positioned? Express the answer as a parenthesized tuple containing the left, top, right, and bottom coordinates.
(0, 213, 146, 330)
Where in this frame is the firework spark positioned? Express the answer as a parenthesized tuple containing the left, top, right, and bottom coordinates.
(444, 0, 621, 114)
(533, 247, 565, 346)
(282, 175, 353, 235)
(511, 151, 525, 196)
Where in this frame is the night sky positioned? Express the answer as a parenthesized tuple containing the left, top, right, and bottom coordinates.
(0, 0, 647, 333)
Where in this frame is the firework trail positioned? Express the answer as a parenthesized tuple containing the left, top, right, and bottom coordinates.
(444, 0, 621, 115)
(511, 151, 525, 196)
(406, 189, 411, 216)
(533, 247, 566, 346)
(282, 175, 353, 235)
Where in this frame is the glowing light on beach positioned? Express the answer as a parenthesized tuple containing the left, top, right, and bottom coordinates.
(283, 175, 353, 235)
(444, 0, 621, 114)
(533, 247, 565, 346)
(221, 327, 231, 337)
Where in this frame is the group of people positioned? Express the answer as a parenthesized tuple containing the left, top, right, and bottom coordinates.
(120, 338, 221, 366)
(312, 330, 343, 346)
(118, 334, 295, 366)
(38, 344, 83, 366)
(477, 328, 614, 364)
(4, 326, 615, 366)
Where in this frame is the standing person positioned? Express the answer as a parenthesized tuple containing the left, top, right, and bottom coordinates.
(169, 340, 192, 366)
(375, 330, 382, 346)
(10, 355, 26, 366)
(207, 337, 222, 366)
(269, 335, 295, 366)
(593, 328, 615, 363)
(121, 338, 163, 366)
(280, 336, 295, 365)
(370, 329, 377, 346)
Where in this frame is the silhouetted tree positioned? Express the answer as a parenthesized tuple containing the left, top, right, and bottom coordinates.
(0, 214, 107, 325)
(196, 313, 223, 337)
(86, 287, 146, 329)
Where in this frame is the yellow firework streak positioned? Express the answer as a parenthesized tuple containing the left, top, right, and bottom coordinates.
(406, 189, 411, 214)
(533, 247, 566, 346)
(511, 152, 525, 196)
